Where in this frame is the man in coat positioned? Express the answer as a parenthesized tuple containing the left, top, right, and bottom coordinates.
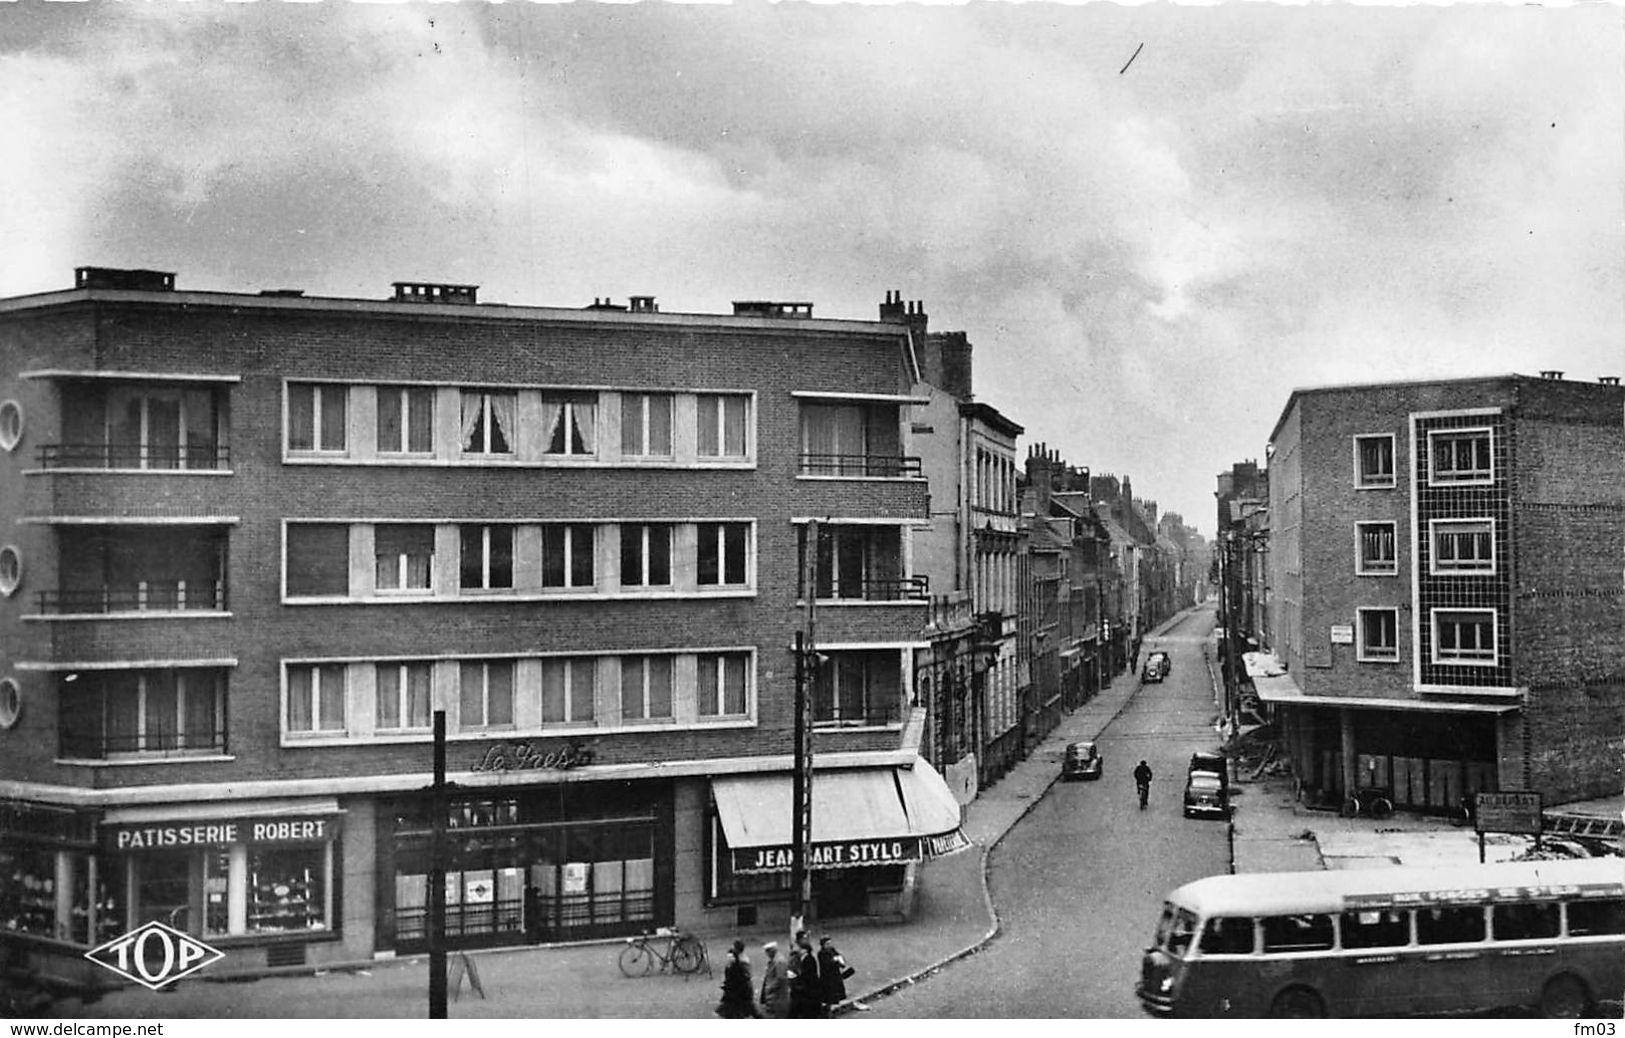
(717, 938, 758, 1018)
(816, 935, 855, 1014)
(758, 941, 790, 1019)
(786, 929, 823, 1018)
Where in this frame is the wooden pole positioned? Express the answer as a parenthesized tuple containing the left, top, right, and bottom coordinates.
(428, 710, 448, 1019)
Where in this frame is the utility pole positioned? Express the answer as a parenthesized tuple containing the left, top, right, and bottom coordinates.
(428, 710, 448, 1019)
(790, 521, 818, 939)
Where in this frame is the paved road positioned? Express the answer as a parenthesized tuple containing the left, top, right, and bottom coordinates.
(866, 610, 1229, 1017)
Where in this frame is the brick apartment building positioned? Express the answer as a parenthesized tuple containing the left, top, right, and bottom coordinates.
(1261, 373, 1625, 812)
(0, 268, 967, 983)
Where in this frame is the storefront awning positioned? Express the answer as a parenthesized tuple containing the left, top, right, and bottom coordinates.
(713, 761, 969, 873)
(1254, 673, 1519, 714)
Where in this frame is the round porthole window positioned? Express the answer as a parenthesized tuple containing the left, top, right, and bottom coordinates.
(0, 546, 19, 597)
(0, 400, 21, 452)
(0, 678, 20, 730)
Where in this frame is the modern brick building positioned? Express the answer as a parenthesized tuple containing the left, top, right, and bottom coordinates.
(0, 268, 966, 984)
(1261, 373, 1625, 812)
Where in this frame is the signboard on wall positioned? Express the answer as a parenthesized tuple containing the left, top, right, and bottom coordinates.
(561, 862, 590, 895)
(1475, 791, 1543, 835)
(1329, 624, 1354, 645)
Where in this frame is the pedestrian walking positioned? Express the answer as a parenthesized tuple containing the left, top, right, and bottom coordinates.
(786, 928, 824, 1018)
(716, 938, 759, 1018)
(816, 934, 856, 1015)
(758, 941, 789, 1019)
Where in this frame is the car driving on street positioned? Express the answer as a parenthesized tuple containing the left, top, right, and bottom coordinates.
(1141, 651, 1171, 683)
(1062, 740, 1103, 781)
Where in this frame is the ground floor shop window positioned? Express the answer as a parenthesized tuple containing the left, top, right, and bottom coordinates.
(249, 845, 329, 933)
(1, 844, 58, 937)
(1, 844, 122, 945)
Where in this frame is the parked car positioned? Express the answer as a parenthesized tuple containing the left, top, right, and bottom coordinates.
(1188, 750, 1229, 796)
(1183, 772, 1229, 819)
(1062, 740, 1103, 781)
(1141, 651, 1171, 683)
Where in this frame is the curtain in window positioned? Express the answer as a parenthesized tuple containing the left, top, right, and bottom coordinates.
(407, 388, 434, 452)
(647, 395, 672, 454)
(288, 385, 315, 452)
(621, 395, 645, 456)
(649, 657, 673, 718)
(835, 406, 865, 474)
(181, 672, 219, 748)
(542, 659, 567, 723)
(377, 665, 401, 729)
(317, 664, 346, 730)
(573, 400, 596, 454)
(460, 393, 483, 452)
(722, 397, 745, 456)
(181, 388, 216, 467)
(379, 389, 404, 453)
(406, 664, 432, 728)
(723, 656, 746, 715)
(541, 400, 565, 454)
(106, 674, 140, 752)
(697, 656, 719, 716)
(697, 396, 719, 456)
(460, 661, 485, 726)
(288, 668, 313, 731)
(489, 393, 515, 454)
(803, 406, 838, 468)
(319, 388, 346, 452)
(487, 663, 514, 726)
(569, 659, 595, 723)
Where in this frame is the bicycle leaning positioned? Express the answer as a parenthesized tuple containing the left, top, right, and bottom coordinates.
(618, 925, 711, 978)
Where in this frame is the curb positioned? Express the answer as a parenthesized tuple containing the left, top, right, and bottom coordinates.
(837, 609, 1195, 1015)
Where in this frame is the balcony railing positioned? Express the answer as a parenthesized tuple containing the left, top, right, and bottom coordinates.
(798, 453, 922, 478)
(36, 442, 231, 470)
(36, 580, 227, 614)
(812, 703, 903, 728)
(807, 576, 930, 602)
(58, 725, 227, 760)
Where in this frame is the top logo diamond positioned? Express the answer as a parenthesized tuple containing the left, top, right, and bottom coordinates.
(84, 919, 225, 991)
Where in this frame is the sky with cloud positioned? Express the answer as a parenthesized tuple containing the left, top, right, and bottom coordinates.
(3, 2, 1620, 531)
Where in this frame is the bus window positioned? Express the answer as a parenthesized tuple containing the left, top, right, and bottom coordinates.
(1261, 913, 1334, 953)
(1416, 905, 1486, 945)
(1491, 902, 1559, 941)
(1566, 898, 1625, 937)
(1161, 907, 1199, 957)
(1340, 908, 1411, 949)
(1199, 916, 1255, 955)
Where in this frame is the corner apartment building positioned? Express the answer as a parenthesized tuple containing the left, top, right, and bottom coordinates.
(0, 268, 966, 984)
(1263, 373, 1625, 812)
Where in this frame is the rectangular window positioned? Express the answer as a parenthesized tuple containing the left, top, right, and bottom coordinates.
(1198, 917, 1256, 956)
(376, 662, 432, 731)
(107, 386, 220, 469)
(1354, 435, 1395, 488)
(541, 658, 597, 724)
(1431, 519, 1495, 574)
(542, 524, 596, 588)
(696, 653, 748, 717)
(620, 656, 673, 721)
(377, 386, 435, 454)
(286, 524, 350, 598)
(460, 390, 515, 455)
(697, 394, 748, 458)
(1339, 909, 1411, 949)
(1356, 522, 1397, 575)
(1416, 905, 1486, 945)
(1357, 608, 1399, 663)
(697, 523, 748, 587)
(460, 525, 514, 591)
(375, 525, 434, 593)
(1566, 898, 1625, 937)
(248, 845, 330, 935)
(620, 393, 673, 457)
(1491, 902, 1560, 941)
(459, 660, 514, 728)
(1433, 609, 1496, 665)
(619, 524, 672, 587)
(1260, 913, 1335, 953)
(287, 664, 347, 734)
(801, 404, 870, 476)
(542, 392, 598, 456)
(814, 651, 901, 726)
(1429, 429, 1493, 485)
(288, 383, 347, 453)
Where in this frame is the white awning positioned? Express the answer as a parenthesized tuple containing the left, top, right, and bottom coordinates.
(1254, 673, 1519, 714)
(712, 761, 962, 849)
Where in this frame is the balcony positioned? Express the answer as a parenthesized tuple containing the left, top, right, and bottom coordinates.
(797, 526, 925, 603)
(36, 442, 231, 471)
(58, 724, 228, 760)
(37, 527, 230, 618)
(56, 668, 229, 760)
(35, 579, 226, 615)
(798, 453, 922, 478)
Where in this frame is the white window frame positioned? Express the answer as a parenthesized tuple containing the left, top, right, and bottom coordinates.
(375, 661, 433, 732)
(459, 389, 516, 456)
(1354, 521, 1398, 576)
(459, 524, 515, 592)
(287, 382, 347, 455)
(541, 524, 596, 589)
(696, 652, 751, 718)
(540, 657, 597, 726)
(376, 385, 435, 455)
(286, 663, 348, 735)
(621, 392, 674, 458)
(1353, 434, 1396, 489)
(696, 393, 750, 459)
(108, 671, 225, 754)
(1356, 608, 1400, 663)
(374, 525, 435, 595)
(541, 393, 599, 458)
(1429, 518, 1496, 575)
(620, 655, 675, 722)
(1427, 427, 1494, 486)
(620, 523, 672, 588)
(697, 522, 752, 588)
(459, 659, 515, 729)
(1431, 608, 1498, 666)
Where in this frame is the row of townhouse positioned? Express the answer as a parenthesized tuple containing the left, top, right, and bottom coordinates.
(1218, 373, 1625, 816)
(0, 267, 1186, 989)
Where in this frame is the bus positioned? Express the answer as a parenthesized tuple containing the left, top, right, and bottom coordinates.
(1136, 856, 1624, 1019)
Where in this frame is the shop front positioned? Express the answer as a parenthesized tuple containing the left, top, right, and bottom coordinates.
(375, 779, 675, 953)
(707, 760, 969, 921)
(0, 799, 110, 991)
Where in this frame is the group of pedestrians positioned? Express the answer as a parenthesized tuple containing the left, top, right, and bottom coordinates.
(716, 928, 856, 1019)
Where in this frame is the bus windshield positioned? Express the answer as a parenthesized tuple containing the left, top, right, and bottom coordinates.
(1153, 903, 1200, 958)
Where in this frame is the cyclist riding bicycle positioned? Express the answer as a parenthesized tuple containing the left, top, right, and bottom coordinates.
(1133, 760, 1153, 809)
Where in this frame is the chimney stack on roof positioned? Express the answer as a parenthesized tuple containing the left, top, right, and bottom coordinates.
(1540, 370, 1564, 381)
(394, 282, 478, 305)
(1600, 376, 1620, 386)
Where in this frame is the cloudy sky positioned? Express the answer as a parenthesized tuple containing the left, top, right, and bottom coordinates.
(4, 2, 1621, 531)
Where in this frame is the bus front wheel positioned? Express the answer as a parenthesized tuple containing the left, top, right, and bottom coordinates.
(1269, 987, 1326, 1018)
(1538, 975, 1591, 1018)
